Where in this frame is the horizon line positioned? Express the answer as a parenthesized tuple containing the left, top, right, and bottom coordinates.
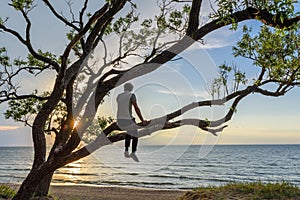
(0, 143, 300, 148)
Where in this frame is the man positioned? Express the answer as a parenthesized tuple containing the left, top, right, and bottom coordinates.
(116, 82, 147, 162)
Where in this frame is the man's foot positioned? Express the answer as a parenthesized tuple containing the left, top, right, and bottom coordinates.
(130, 152, 139, 162)
(124, 151, 130, 158)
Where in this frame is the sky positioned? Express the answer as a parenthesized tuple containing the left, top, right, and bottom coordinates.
(0, 0, 299, 146)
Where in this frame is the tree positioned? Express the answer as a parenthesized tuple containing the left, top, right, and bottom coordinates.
(0, 0, 299, 199)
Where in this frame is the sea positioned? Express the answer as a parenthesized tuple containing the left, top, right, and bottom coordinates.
(0, 145, 299, 190)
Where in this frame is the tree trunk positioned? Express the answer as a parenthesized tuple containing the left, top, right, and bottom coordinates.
(34, 172, 54, 197)
(13, 163, 56, 200)
(12, 172, 42, 200)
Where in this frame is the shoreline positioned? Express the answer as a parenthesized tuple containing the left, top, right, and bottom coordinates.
(3, 183, 186, 200)
(50, 185, 186, 200)
(50, 182, 189, 190)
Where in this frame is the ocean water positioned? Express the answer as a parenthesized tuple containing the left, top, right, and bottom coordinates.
(0, 145, 299, 189)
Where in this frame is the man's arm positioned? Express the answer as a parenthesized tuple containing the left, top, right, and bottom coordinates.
(132, 101, 145, 123)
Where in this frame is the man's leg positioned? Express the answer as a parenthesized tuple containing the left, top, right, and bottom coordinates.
(128, 128, 138, 152)
(132, 136, 138, 152)
(125, 133, 131, 151)
(130, 135, 139, 162)
(124, 133, 131, 158)
(129, 129, 139, 162)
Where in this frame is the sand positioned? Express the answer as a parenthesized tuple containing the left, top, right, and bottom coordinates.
(48, 185, 186, 200)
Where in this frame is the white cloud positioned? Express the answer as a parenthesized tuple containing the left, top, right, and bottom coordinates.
(0, 126, 20, 131)
(156, 89, 210, 99)
(200, 26, 241, 49)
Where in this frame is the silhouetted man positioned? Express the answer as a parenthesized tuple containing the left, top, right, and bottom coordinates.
(117, 83, 147, 162)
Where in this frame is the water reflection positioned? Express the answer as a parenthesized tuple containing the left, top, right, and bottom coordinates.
(54, 158, 93, 184)
(52, 154, 118, 185)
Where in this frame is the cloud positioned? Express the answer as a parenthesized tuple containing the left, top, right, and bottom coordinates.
(200, 27, 240, 49)
(156, 89, 211, 100)
(0, 126, 20, 131)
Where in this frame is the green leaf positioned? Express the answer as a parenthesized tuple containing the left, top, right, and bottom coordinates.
(11, 0, 33, 11)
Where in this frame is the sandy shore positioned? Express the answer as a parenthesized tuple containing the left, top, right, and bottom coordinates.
(48, 185, 186, 200)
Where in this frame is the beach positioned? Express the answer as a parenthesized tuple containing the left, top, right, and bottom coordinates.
(48, 185, 185, 200)
(3, 182, 300, 200)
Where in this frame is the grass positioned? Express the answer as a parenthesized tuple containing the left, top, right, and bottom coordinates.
(0, 185, 16, 199)
(180, 181, 300, 200)
(0, 185, 58, 200)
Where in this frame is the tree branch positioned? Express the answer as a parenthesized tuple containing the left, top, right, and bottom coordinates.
(186, 0, 202, 37)
(79, 0, 89, 29)
(60, 3, 110, 76)
(0, 93, 48, 104)
(66, 83, 262, 164)
(0, 23, 60, 72)
(255, 9, 300, 29)
(42, 0, 80, 31)
(194, 7, 300, 41)
(84, 0, 127, 52)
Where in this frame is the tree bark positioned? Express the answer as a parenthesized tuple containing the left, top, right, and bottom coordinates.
(34, 172, 54, 197)
(12, 157, 64, 200)
(13, 169, 50, 200)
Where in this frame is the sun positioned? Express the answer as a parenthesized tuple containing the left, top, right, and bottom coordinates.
(73, 120, 79, 129)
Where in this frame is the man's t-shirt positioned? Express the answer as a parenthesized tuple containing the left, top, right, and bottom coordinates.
(116, 91, 137, 120)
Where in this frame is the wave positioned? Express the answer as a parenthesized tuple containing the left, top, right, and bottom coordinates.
(148, 174, 191, 180)
(0, 168, 31, 171)
(1, 145, 300, 189)
(54, 172, 98, 176)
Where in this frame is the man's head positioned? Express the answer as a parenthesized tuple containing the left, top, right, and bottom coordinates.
(124, 82, 134, 92)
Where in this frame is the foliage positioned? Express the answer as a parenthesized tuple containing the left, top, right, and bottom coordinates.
(210, 63, 247, 98)
(210, 23, 300, 102)
(4, 91, 67, 131)
(233, 25, 300, 82)
(27, 50, 60, 70)
(210, 0, 297, 30)
(82, 116, 114, 143)
(0, 185, 59, 200)
(180, 181, 300, 200)
(0, 47, 9, 66)
(0, 185, 16, 199)
(4, 94, 41, 125)
(102, 0, 191, 64)
(10, 0, 34, 11)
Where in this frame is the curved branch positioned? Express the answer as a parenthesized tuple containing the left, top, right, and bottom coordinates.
(95, 8, 300, 94)
(194, 7, 300, 41)
(79, 0, 89, 29)
(85, 0, 127, 52)
(255, 87, 286, 97)
(0, 24, 60, 72)
(19, 8, 32, 44)
(0, 93, 48, 103)
(186, 0, 202, 36)
(3, 5, 60, 72)
(163, 119, 227, 136)
(60, 3, 110, 74)
(0, 24, 26, 43)
(64, 116, 227, 164)
(66, 84, 261, 164)
(42, 0, 80, 31)
(72, 82, 292, 164)
(255, 10, 300, 29)
(60, 1, 127, 82)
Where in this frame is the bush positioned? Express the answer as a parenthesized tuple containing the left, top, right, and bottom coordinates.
(180, 181, 300, 200)
(0, 185, 16, 199)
